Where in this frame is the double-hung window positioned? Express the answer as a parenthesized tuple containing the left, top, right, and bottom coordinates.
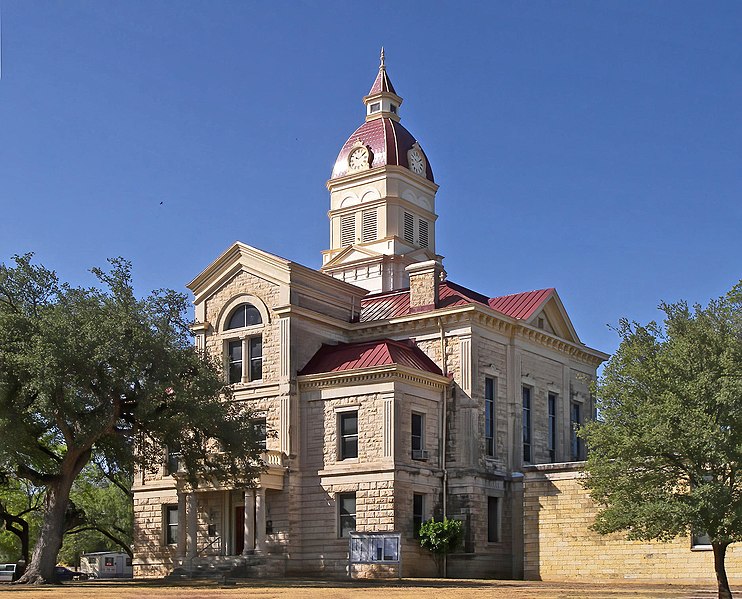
(570, 402, 582, 461)
(411, 412, 426, 460)
(338, 493, 356, 537)
(413, 494, 424, 538)
(522, 387, 532, 463)
(339, 411, 358, 460)
(165, 505, 178, 545)
(548, 393, 557, 462)
(485, 378, 496, 457)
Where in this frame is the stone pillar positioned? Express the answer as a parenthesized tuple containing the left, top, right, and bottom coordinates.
(186, 492, 197, 559)
(176, 490, 186, 558)
(406, 260, 444, 313)
(255, 488, 266, 552)
(243, 489, 255, 554)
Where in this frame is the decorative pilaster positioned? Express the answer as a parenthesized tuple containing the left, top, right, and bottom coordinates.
(383, 395, 393, 458)
(279, 317, 290, 378)
(176, 490, 186, 558)
(255, 488, 266, 552)
(243, 489, 255, 554)
(186, 492, 197, 559)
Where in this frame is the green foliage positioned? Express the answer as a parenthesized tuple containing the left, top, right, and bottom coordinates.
(418, 517, 463, 557)
(59, 462, 133, 565)
(580, 282, 742, 598)
(0, 254, 266, 580)
(0, 480, 43, 562)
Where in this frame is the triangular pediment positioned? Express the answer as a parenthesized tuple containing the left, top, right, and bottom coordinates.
(322, 245, 383, 269)
(526, 292, 580, 344)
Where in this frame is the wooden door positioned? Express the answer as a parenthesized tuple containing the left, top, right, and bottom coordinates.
(234, 507, 244, 555)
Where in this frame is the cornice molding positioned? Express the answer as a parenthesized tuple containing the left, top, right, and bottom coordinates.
(298, 363, 449, 391)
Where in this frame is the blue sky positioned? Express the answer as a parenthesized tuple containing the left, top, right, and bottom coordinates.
(1, 1, 740, 357)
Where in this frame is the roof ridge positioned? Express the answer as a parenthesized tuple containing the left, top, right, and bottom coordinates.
(489, 287, 554, 300)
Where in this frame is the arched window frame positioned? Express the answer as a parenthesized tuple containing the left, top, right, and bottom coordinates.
(217, 295, 270, 385)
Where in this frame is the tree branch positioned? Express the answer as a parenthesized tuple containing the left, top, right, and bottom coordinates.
(65, 526, 133, 558)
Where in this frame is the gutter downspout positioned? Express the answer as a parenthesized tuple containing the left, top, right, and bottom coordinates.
(438, 317, 449, 578)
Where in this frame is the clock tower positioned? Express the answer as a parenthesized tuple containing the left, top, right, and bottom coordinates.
(321, 49, 441, 293)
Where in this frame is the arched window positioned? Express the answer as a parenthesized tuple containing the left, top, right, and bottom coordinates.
(226, 303, 262, 330)
(223, 302, 264, 384)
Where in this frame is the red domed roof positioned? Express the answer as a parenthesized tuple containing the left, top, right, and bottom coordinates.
(330, 117, 434, 182)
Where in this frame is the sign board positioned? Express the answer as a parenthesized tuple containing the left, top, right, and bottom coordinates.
(348, 532, 401, 578)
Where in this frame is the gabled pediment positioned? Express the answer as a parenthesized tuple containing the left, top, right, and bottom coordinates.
(321, 245, 383, 269)
(526, 292, 581, 344)
(188, 241, 366, 308)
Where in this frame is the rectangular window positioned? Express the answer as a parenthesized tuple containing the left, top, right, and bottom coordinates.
(403, 212, 414, 244)
(418, 219, 429, 248)
(369, 102, 381, 113)
(487, 496, 500, 543)
(228, 340, 242, 384)
(104, 557, 114, 567)
(411, 412, 424, 457)
(338, 493, 356, 537)
(485, 377, 496, 457)
(571, 402, 582, 461)
(165, 505, 178, 545)
(249, 337, 263, 381)
(390, 104, 397, 114)
(254, 418, 267, 451)
(413, 493, 424, 538)
(361, 209, 377, 242)
(548, 393, 557, 462)
(340, 214, 355, 247)
(692, 529, 712, 549)
(339, 411, 358, 459)
(165, 444, 181, 475)
(522, 387, 532, 463)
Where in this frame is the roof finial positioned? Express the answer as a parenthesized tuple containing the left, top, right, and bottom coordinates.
(380, 46, 385, 69)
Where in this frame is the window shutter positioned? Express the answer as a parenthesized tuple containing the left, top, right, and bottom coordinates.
(340, 215, 355, 247)
(361, 209, 377, 243)
(403, 212, 414, 244)
(419, 219, 429, 248)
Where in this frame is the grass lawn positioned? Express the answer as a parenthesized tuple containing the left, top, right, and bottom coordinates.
(0, 578, 731, 599)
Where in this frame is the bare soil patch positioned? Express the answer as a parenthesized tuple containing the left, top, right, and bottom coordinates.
(0, 578, 731, 599)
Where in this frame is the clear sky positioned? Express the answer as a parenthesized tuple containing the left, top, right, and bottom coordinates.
(1, 1, 740, 358)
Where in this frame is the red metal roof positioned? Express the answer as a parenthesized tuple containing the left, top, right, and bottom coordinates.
(360, 282, 554, 323)
(299, 339, 442, 376)
(488, 288, 554, 321)
(331, 118, 434, 182)
(368, 67, 397, 96)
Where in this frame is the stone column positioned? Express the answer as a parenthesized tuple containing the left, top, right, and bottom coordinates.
(243, 489, 255, 554)
(186, 492, 198, 559)
(255, 488, 266, 552)
(176, 490, 186, 559)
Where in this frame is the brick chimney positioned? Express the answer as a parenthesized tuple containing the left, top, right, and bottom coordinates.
(406, 260, 445, 313)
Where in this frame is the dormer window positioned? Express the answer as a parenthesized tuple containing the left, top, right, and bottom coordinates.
(390, 104, 397, 114)
(370, 102, 381, 113)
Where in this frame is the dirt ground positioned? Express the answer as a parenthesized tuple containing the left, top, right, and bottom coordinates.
(0, 578, 732, 599)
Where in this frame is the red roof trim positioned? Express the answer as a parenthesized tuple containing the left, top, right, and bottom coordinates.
(299, 339, 442, 376)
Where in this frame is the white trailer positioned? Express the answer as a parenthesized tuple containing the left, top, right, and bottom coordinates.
(80, 552, 132, 579)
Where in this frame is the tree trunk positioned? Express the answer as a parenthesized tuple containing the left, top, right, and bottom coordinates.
(14, 452, 89, 585)
(713, 541, 733, 599)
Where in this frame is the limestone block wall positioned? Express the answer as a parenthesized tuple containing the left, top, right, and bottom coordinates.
(203, 270, 282, 383)
(132, 488, 178, 577)
(473, 332, 509, 468)
(523, 464, 742, 584)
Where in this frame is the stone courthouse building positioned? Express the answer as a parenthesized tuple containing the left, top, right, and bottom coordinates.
(133, 54, 740, 583)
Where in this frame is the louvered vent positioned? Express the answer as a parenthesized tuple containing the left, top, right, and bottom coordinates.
(361, 209, 377, 243)
(419, 219, 429, 248)
(403, 212, 415, 244)
(340, 215, 355, 247)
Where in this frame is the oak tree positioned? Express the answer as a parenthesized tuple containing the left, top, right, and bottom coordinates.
(581, 283, 742, 599)
(0, 255, 263, 584)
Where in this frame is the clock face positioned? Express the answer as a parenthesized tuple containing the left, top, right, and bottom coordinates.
(409, 150, 425, 175)
(348, 147, 369, 170)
